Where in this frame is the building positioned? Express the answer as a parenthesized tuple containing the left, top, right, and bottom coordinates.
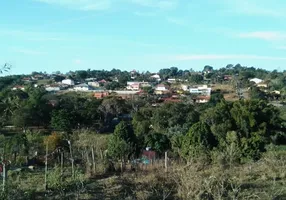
(257, 81, 268, 88)
(88, 81, 100, 88)
(114, 90, 139, 99)
(224, 75, 233, 81)
(189, 85, 211, 96)
(94, 91, 110, 99)
(250, 78, 263, 84)
(194, 96, 211, 103)
(155, 84, 170, 95)
(74, 83, 92, 91)
(181, 84, 189, 91)
(12, 85, 25, 91)
(167, 78, 176, 83)
(45, 84, 61, 92)
(62, 79, 75, 86)
(150, 74, 161, 82)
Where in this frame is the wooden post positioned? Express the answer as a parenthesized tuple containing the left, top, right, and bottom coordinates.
(60, 151, 63, 182)
(44, 144, 48, 190)
(68, 141, 74, 179)
(91, 146, 95, 174)
(165, 151, 168, 173)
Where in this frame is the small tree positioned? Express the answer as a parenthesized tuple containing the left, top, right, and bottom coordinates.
(51, 109, 73, 132)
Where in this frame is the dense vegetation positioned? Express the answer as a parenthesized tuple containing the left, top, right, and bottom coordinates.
(0, 64, 286, 199)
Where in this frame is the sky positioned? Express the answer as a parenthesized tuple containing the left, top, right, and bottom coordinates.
(1, 0, 286, 75)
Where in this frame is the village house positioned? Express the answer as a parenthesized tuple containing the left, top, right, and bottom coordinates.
(62, 78, 75, 86)
(45, 84, 62, 92)
(181, 84, 189, 91)
(98, 79, 107, 84)
(257, 81, 269, 88)
(74, 83, 92, 91)
(250, 78, 263, 84)
(126, 82, 140, 91)
(155, 84, 170, 95)
(12, 85, 25, 91)
(94, 91, 110, 99)
(189, 85, 211, 96)
(194, 96, 211, 103)
(87, 81, 100, 88)
(224, 75, 233, 81)
(150, 74, 161, 82)
(85, 78, 97, 82)
(167, 78, 176, 83)
(114, 90, 139, 99)
(22, 77, 32, 82)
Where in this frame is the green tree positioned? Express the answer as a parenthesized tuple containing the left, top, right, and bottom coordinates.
(189, 74, 203, 84)
(51, 109, 73, 132)
(181, 122, 217, 160)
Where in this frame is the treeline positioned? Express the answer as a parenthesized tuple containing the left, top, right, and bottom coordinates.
(1, 84, 285, 162)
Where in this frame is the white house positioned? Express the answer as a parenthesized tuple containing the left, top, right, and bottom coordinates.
(181, 84, 189, 91)
(46, 85, 61, 92)
(250, 78, 263, 84)
(167, 78, 176, 83)
(62, 79, 75, 86)
(189, 85, 211, 96)
(74, 83, 91, 91)
(12, 85, 25, 91)
(150, 74, 161, 82)
(88, 81, 100, 88)
(155, 84, 169, 91)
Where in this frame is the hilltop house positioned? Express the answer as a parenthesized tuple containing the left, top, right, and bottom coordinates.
(74, 83, 92, 91)
(150, 74, 161, 82)
(12, 85, 25, 91)
(189, 85, 211, 96)
(62, 79, 75, 86)
(45, 84, 61, 92)
(250, 78, 263, 84)
(88, 81, 100, 88)
(155, 84, 170, 95)
(94, 91, 110, 99)
(126, 82, 140, 91)
(194, 96, 211, 103)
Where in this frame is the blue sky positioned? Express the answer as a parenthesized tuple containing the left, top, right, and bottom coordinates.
(1, 0, 286, 74)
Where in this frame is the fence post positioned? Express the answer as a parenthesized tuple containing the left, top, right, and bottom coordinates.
(165, 151, 168, 173)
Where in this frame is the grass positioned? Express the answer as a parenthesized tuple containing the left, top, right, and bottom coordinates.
(2, 149, 286, 200)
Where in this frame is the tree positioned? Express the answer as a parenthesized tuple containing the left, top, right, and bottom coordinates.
(145, 132, 170, 154)
(107, 134, 130, 170)
(108, 121, 137, 170)
(51, 109, 73, 132)
(181, 122, 217, 160)
(189, 74, 203, 84)
(99, 97, 129, 125)
(249, 86, 266, 100)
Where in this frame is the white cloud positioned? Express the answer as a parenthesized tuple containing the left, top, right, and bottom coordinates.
(277, 46, 286, 50)
(34, 0, 178, 11)
(170, 54, 286, 61)
(238, 31, 286, 41)
(220, 0, 285, 17)
(73, 59, 82, 65)
(166, 17, 187, 26)
(130, 0, 178, 10)
(11, 48, 46, 55)
(133, 11, 156, 17)
(34, 0, 111, 11)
